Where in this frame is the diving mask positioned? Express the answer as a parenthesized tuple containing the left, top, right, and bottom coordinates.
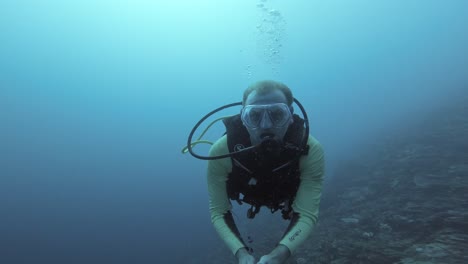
(241, 103, 292, 130)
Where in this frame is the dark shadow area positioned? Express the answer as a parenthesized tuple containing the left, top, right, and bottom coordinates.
(295, 92, 468, 264)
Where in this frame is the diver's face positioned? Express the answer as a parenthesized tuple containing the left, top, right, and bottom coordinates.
(243, 90, 293, 145)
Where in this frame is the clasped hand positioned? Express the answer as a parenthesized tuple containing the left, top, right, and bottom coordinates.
(237, 245, 290, 264)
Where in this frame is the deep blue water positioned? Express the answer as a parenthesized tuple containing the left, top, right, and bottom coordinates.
(1, 1, 467, 263)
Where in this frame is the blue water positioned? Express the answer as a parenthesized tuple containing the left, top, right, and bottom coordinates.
(1, 1, 467, 263)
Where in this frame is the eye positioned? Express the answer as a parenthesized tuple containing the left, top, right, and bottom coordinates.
(269, 108, 286, 123)
(249, 108, 263, 124)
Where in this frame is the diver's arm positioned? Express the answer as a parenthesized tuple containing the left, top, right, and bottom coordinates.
(277, 136, 325, 253)
(207, 136, 248, 256)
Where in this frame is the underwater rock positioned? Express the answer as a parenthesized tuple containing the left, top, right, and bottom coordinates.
(341, 217, 360, 224)
(413, 173, 448, 188)
(291, 96, 468, 264)
(295, 257, 307, 264)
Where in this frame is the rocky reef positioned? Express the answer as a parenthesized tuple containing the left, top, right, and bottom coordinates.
(293, 96, 468, 264)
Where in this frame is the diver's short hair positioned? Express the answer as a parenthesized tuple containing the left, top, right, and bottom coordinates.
(242, 80, 293, 106)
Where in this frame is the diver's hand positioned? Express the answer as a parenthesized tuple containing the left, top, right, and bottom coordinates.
(257, 244, 290, 264)
(236, 247, 256, 264)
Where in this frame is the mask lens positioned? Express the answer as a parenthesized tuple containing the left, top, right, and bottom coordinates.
(268, 105, 289, 126)
(242, 103, 291, 129)
(247, 107, 264, 127)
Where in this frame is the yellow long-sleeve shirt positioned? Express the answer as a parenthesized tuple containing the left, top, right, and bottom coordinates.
(207, 134, 325, 255)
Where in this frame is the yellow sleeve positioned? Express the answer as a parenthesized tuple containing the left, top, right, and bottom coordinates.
(206, 135, 246, 255)
(278, 135, 325, 253)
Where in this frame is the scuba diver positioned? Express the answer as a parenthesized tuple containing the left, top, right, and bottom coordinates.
(185, 80, 325, 264)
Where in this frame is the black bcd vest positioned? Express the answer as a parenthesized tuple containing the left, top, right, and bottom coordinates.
(223, 114, 309, 219)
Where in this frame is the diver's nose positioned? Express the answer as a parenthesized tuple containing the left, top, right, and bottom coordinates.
(259, 111, 273, 129)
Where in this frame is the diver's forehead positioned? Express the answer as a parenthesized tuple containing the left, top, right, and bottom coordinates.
(245, 90, 287, 105)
